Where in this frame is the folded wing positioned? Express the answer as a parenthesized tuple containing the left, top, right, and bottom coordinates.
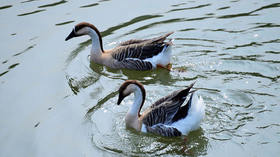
(142, 82, 195, 127)
(112, 32, 173, 61)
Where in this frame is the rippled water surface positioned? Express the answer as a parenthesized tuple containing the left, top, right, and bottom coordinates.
(1, 0, 280, 156)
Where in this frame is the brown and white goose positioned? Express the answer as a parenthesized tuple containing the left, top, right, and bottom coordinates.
(65, 22, 173, 71)
(117, 80, 205, 137)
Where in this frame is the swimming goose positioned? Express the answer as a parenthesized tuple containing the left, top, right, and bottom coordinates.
(65, 22, 173, 71)
(117, 80, 205, 137)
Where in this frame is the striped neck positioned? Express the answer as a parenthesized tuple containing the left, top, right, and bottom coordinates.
(88, 28, 104, 56)
(119, 80, 146, 117)
(125, 85, 144, 131)
(128, 86, 144, 117)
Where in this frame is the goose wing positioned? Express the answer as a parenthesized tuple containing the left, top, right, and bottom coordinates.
(112, 41, 170, 61)
(146, 124, 182, 137)
(112, 32, 173, 61)
(150, 82, 195, 108)
(149, 90, 181, 108)
(146, 95, 194, 137)
(142, 83, 195, 126)
(142, 99, 184, 127)
(116, 58, 153, 71)
(111, 43, 169, 70)
(118, 32, 173, 46)
(118, 39, 148, 46)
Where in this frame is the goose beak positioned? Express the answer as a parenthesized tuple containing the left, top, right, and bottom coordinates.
(117, 94, 125, 105)
(65, 29, 76, 41)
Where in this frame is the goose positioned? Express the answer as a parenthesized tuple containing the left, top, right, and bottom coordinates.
(65, 22, 173, 71)
(117, 80, 205, 137)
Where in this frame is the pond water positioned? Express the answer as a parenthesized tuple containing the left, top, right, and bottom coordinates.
(0, 0, 280, 156)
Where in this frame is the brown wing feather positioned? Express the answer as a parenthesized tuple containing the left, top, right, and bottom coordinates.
(142, 82, 195, 126)
(118, 32, 173, 46)
(150, 90, 181, 108)
(112, 32, 173, 61)
(150, 82, 195, 108)
(118, 58, 153, 71)
(147, 32, 174, 44)
(146, 124, 182, 137)
(171, 93, 194, 122)
(112, 43, 168, 61)
(118, 39, 148, 46)
(142, 100, 183, 126)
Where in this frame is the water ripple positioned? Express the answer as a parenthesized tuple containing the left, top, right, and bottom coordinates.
(21, 0, 38, 3)
(225, 42, 262, 50)
(168, 3, 211, 13)
(203, 28, 246, 33)
(185, 16, 213, 21)
(252, 3, 280, 13)
(103, 15, 163, 37)
(80, 3, 99, 8)
(252, 23, 280, 29)
(256, 124, 280, 129)
(0, 5, 12, 10)
(0, 71, 9, 77)
(217, 6, 230, 10)
(13, 44, 36, 57)
(265, 51, 280, 54)
(18, 9, 46, 16)
(124, 18, 183, 36)
(0, 63, 20, 78)
(217, 12, 258, 19)
(8, 63, 20, 70)
(218, 3, 280, 19)
(55, 20, 75, 26)
(179, 28, 196, 32)
(209, 70, 278, 81)
(38, 0, 67, 8)
(221, 55, 280, 64)
(224, 39, 280, 50)
(175, 37, 224, 44)
(171, 3, 186, 7)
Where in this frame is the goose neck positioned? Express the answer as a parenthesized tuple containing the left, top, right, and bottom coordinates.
(88, 28, 104, 56)
(128, 87, 143, 117)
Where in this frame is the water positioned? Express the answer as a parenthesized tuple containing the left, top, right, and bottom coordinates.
(0, 0, 279, 156)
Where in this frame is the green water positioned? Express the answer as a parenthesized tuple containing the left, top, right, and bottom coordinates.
(0, 0, 279, 156)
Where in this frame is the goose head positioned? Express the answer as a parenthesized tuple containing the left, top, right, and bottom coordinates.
(117, 80, 145, 105)
(65, 22, 104, 52)
(117, 80, 146, 116)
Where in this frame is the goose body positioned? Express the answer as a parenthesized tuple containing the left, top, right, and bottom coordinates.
(65, 22, 173, 71)
(117, 80, 205, 137)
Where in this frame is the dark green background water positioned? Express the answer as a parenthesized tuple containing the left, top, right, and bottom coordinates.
(0, 0, 279, 156)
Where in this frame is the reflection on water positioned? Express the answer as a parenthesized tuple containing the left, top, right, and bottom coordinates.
(1, 0, 280, 156)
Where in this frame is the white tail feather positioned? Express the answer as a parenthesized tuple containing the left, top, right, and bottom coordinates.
(170, 93, 205, 135)
(144, 45, 172, 68)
